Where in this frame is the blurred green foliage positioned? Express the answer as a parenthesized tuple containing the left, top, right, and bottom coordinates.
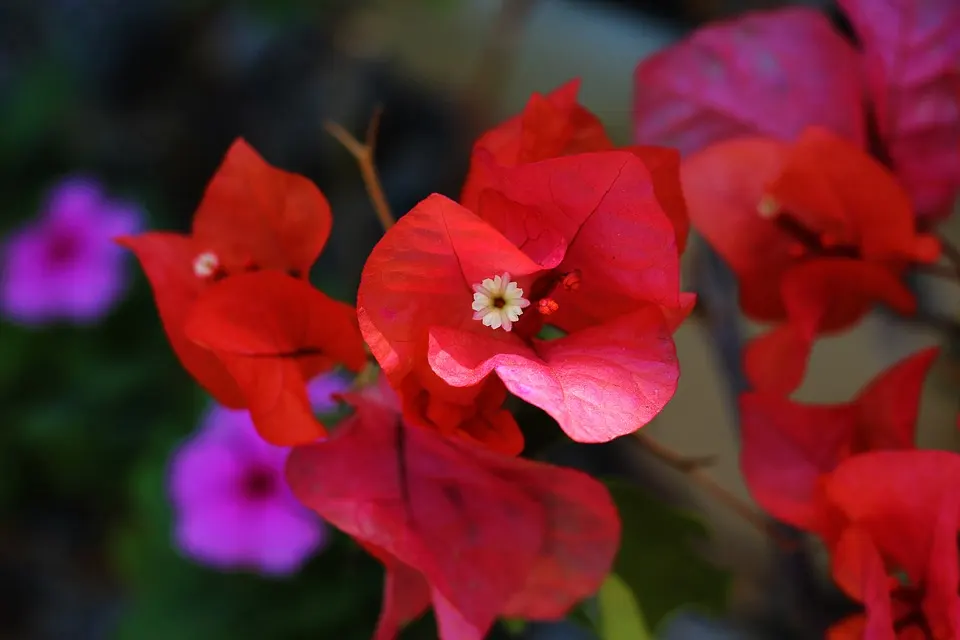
(605, 482, 731, 630)
(596, 574, 652, 640)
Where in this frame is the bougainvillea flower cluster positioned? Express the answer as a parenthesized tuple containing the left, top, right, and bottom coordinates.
(1, 176, 141, 325)
(739, 346, 960, 637)
(628, 3, 960, 637)
(632, 1, 960, 394)
(792, 449, 960, 639)
(740, 347, 938, 531)
(634, 2, 960, 219)
(359, 84, 693, 451)
(682, 127, 940, 393)
(119, 140, 366, 445)
(120, 3, 960, 632)
(123, 85, 690, 636)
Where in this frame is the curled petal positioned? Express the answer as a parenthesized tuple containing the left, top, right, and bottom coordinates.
(429, 304, 679, 442)
(839, 0, 960, 218)
(680, 137, 793, 321)
(476, 152, 682, 330)
(767, 127, 939, 263)
(740, 394, 856, 531)
(118, 232, 244, 406)
(185, 271, 366, 445)
(287, 391, 619, 637)
(358, 193, 545, 384)
(462, 79, 612, 211)
(191, 138, 332, 275)
(634, 6, 865, 153)
(745, 259, 916, 394)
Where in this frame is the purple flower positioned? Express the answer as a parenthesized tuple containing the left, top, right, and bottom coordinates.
(168, 372, 352, 575)
(0, 176, 141, 325)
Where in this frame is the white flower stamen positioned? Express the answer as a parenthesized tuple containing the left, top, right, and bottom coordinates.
(193, 251, 220, 278)
(757, 194, 781, 218)
(471, 272, 530, 332)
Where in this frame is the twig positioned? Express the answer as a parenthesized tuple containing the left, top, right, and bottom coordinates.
(632, 432, 797, 551)
(936, 232, 960, 280)
(915, 263, 960, 282)
(691, 241, 833, 635)
(324, 107, 395, 231)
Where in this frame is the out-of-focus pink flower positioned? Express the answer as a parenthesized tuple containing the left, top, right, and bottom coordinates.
(167, 373, 350, 575)
(0, 176, 141, 325)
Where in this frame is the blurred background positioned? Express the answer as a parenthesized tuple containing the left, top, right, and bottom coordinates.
(1, 0, 957, 639)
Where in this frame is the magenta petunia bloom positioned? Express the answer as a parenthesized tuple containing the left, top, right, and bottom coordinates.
(168, 373, 351, 575)
(0, 176, 141, 325)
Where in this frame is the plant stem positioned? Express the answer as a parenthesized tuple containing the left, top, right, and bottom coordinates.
(937, 232, 960, 280)
(325, 108, 395, 231)
(915, 263, 960, 282)
(631, 432, 797, 550)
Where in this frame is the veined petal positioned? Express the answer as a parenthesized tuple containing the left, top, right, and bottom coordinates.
(191, 139, 332, 275)
(358, 193, 545, 384)
(429, 304, 679, 442)
(184, 271, 366, 445)
(117, 232, 244, 406)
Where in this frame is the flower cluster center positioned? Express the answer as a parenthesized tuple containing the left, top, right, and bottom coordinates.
(757, 196, 860, 260)
(193, 251, 221, 278)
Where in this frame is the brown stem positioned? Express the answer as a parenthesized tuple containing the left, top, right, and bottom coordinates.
(936, 232, 960, 280)
(911, 308, 960, 337)
(915, 263, 960, 282)
(632, 432, 798, 551)
(325, 107, 395, 231)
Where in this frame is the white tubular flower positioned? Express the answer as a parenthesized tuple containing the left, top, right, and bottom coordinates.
(193, 251, 220, 278)
(471, 272, 530, 332)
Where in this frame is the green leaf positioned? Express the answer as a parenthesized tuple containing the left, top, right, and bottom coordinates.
(501, 617, 527, 635)
(536, 324, 568, 341)
(605, 481, 731, 628)
(597, 573, 652, 640)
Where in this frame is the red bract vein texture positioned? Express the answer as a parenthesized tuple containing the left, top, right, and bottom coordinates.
(119, 139, 365, 444)
(285, 382, 620, 640)
(633, 7, 865, 154)
(463, 79, 690, 254)
(634, 3, 960, 219)
(740, 347, 938, 532)
(839, 0, 960, 218)
(358, 150, 692, 447)
(183, 271, 365, 445)
(681, 126, 939, 394)
(818, 450, 960, 639)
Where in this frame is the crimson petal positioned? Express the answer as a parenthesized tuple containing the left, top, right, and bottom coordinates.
(185, 271, 366, 445)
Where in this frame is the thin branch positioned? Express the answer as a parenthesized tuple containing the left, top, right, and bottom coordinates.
(632, 431, 716, 472)
(936, 232, 960, 280)
(910, 308, 960, 338)
(325, 107, 395, 231)
(632, 432, 797, 551)
(915, 263, 960, 282)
